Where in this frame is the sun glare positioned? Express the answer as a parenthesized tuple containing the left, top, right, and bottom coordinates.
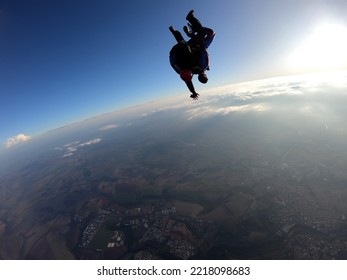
(287, 23, 347, 73)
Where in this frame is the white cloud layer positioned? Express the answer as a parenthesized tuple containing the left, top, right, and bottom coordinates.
(163, 71, 347, 121)
(185, 103, 270, 120)
(5, 134, 31, 148)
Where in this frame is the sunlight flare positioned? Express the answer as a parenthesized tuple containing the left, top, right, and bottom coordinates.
(287, 23, 347, 72)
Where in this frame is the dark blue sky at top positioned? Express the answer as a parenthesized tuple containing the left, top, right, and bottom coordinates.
(1, 0, 182, 137)
(1, 0, 346, 148)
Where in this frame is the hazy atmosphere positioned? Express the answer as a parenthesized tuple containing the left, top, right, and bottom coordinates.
(1, 0, 347, 148)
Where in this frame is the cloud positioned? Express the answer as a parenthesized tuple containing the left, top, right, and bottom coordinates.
(5, 133, 31, 148)
(100, 124, 118, 131)
(64, 141, 80, 147)
(185, 103, 270, 120)
(62, 152, 74, 158)
(78, 138, 102, 147)
(56, 138, 102, 158)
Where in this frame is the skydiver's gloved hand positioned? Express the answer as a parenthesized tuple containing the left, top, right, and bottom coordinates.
(190, 93, 199, 100)
(181, 71, 199, 100)
(183, 25, 193, 38)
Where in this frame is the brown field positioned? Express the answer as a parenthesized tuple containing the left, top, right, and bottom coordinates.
(173, 200, 204, 218)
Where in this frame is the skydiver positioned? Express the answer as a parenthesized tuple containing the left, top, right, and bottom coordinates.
(169, 27, 200, 99)
(169, 10, 215, 100)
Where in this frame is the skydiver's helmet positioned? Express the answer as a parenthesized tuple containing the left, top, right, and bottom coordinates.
(180, 70, 193, 82)
(198, 73, 208, 84)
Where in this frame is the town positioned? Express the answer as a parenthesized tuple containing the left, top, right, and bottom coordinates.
(74, 202, 216, 259)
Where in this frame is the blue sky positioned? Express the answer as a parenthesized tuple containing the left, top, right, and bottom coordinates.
(1, 0, 347, 149)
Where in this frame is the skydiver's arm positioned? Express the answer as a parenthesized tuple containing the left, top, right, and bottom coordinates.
(185, 81, 199, 100)
(169, 26, 185, 44)
(185, 80, 196, 94)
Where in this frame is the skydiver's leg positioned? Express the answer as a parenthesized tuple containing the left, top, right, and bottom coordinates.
(200, 49, 209, 71)
(169, 26, 185, 44)
(202, 27, 215, 49)
(186, 10, 203, 32)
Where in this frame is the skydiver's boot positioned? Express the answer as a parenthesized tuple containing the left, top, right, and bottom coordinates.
(186, 10, 203, 33)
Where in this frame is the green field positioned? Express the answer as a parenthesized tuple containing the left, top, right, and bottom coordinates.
(89, 219, 117, 249)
